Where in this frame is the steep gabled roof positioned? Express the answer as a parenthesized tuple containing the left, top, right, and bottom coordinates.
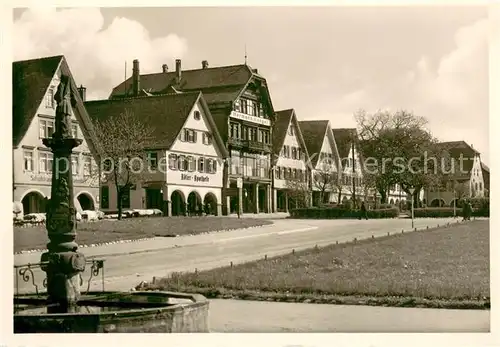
(84, 92, 228, 156)
(481, 162, 489, 173)
(438, 141, 479, 176)
(298, 120, 331, 167)
(110, 64, 253, 99)
(13, 55, 63, 146)
(273, 109, 312, 168)
(481, 161, 490, 189)
(331, 128, 357, 160)
(273, 109, 294, 155)
(13, 55, 102, 159)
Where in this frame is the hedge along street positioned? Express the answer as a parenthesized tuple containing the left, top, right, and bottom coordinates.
(145, 220, 490, 310)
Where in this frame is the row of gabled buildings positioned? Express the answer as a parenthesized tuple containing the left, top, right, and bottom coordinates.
(12, 55, 489, 216)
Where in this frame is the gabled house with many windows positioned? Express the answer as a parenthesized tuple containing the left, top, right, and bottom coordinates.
(85, 91, 228, 216)
(272, 109, 312, 212)
(298, 120, 341, 206)
(13, 55, 100, 216)
(108, 59, 275, 214)
(331, 128, 365, 203)
(424, 141, 485, 207)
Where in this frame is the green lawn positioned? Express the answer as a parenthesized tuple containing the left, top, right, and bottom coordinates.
(14, 217, 273, 253)
(148, 220, 490, 309)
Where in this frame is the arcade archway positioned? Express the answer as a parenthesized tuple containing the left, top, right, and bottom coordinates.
(430, 198, 446, 207)
(21, 191, 46, 215)
(77, 192, 95, 211)
(171, 190, 186, 216)
(187, 191, 202, 216)
(203, 192, 218, 216)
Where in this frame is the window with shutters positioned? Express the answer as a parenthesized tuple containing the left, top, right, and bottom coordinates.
(202, 132, 213, 145)
(178, 155, 188, 171)
(198, 157, 205, 173)
(187, 156, 195, 172)
(168, 154, 178, 170)
(180, 129, 197, 143)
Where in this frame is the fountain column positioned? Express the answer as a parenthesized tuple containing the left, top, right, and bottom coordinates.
(41, 74, 85, 313)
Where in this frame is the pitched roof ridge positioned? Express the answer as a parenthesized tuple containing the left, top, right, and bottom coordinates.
(275, 108, 294, 114)
(138, 63, 248, 77)
(86, 91, 201, 104)
(299, 119, 329, 124)
(332, 127, 356, 131)
(13, 54, 64, 64)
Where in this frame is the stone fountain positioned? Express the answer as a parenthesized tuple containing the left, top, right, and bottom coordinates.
(14, 74, 209, 333)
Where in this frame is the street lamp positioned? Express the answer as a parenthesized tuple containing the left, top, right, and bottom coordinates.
(453, 188, 456, 218)
(409, 187, 415, 229)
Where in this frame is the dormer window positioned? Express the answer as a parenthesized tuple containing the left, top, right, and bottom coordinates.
(147, 152, 158, 170)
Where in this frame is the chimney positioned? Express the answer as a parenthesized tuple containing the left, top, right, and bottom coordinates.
(202, 60, 209, 69)
(175, 59, 181, 82)
(77, 85, 86, 102)
(132, 59, 140, 96)
(162, 64, 168, 73)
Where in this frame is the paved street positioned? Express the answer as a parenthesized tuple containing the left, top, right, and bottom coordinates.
(13, 217, 489, 332)
(15, 217, 461, 292)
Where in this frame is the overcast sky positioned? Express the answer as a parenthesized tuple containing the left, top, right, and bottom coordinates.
(13, 6, 489, 165)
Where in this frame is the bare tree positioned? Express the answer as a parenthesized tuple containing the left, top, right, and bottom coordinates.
(454, 180, 470, 200)
(285, 176, 311, 208)
(355, 109, 444, 205)
(93, 109, 155, 220)
(312, 158, 339, 205)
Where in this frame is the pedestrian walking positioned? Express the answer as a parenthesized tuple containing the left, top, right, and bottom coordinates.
(467, 201, 473, 220)
(462, 199, 472, 221)
(359, 201, 368, 220)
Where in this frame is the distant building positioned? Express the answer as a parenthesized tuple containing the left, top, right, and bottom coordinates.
(272, 109, 312, 212)
(85, 92, 228, 216)
(481, 162, 490, 197)
(424, 141, 485, 207)
(298, 120, 342, 206)
(12, 55, 100, 216)
(108, 59, 275, 214)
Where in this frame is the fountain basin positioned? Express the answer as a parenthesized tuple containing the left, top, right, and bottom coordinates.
(14, 291, 209, 333)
